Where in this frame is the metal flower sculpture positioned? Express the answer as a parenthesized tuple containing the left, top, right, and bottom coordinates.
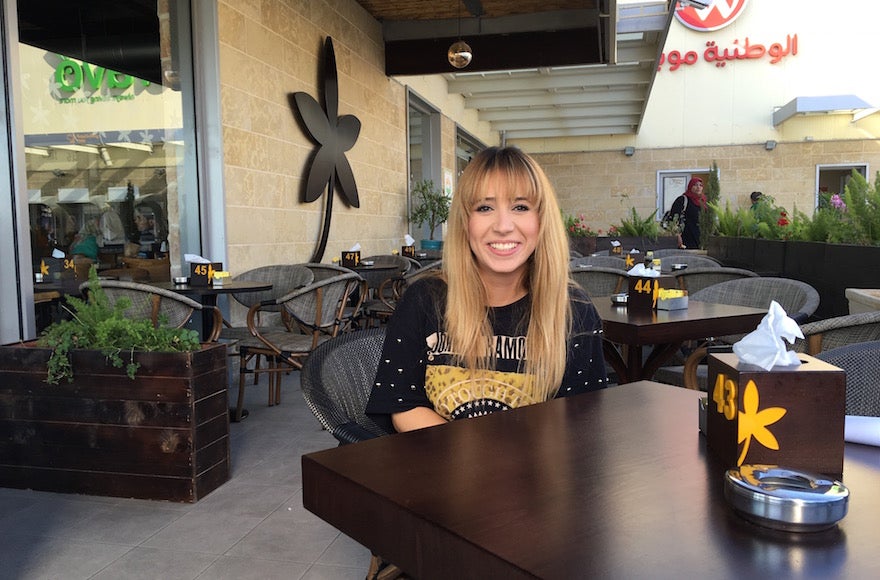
(290, 37, 361, 263)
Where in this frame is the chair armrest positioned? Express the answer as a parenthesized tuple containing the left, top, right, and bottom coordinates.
(683, 344, 733, 390)
(333, 421, 382, 445)
(205, 306, 224, 342)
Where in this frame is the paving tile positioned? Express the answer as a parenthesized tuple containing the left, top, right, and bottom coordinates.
(90, 546, 219, 580)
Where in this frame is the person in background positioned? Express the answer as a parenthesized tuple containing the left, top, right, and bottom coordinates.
(365, 146, 609, 433)
(750, 191, 763, 211)
(70, 213, 102, 262)
(669, 177, 706, 249)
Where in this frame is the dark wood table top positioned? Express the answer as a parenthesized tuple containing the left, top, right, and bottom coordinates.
(302, 382, 880, 579)
(152, 279, 273, 297)
(593, 300, 767, 345)
(593, 301, 767, 382)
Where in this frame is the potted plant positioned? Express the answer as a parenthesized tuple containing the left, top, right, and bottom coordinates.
(599, 207, 678, 254)
(564, 212, 599, 256)
(0, 268, 230, 502)
(410, 179, 451, 251)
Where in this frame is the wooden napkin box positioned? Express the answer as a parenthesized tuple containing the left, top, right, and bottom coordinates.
(626, 275, 676, 311)
(706, 352, 846, 477)
(341, 251, 361, 268)
(190, 262, 222, 286)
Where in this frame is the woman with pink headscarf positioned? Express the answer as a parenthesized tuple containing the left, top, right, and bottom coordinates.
(668, 177, 705, 249)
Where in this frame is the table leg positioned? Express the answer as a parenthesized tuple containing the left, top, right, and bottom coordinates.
(642, 342, 684, 380)
(602, 339, 630, 384)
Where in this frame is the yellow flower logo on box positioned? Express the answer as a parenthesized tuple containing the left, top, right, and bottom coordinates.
(713, 375, 788, 465)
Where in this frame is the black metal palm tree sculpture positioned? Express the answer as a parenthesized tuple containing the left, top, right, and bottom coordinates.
(289, 37, 361, 263)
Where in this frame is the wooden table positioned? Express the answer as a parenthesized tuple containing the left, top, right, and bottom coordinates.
(351, 264, 400, 298)
(153, 280, 272, 340)
(302, 382, 880, 579)
(593, 300, 766, 383)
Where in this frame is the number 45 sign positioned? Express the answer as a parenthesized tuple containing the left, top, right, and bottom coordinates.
(190, 262, 221, 286)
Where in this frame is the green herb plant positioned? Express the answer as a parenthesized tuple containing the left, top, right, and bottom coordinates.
(38, 267, 201, 384)
(614, 207, 661, 239)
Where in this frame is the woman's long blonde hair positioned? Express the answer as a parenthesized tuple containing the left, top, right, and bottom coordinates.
(442, 147, 572, 401)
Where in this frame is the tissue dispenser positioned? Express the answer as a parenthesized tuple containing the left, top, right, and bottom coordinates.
(401, 245, 416, 258)
(189, 262, 222, 286)
(626, 275, 676, 311)
(341, 251, 361, 268)
(706, 352, 845, 477)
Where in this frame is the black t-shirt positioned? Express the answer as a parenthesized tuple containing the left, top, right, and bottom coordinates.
(365, 277, 609, 431)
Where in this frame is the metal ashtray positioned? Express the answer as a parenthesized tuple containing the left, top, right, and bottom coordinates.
(724, 464, 849, 532)
(173, 276, 189, 285)
(610, 292, 628, 305)
(671, 263, 688, 271)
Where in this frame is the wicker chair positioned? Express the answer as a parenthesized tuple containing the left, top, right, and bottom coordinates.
(300, 327, 392, 444)
(660, 255, 721, 270)
(303, 262, 367, 331)
(358, 254, 412, 297)
(651, 248, 711, 259)
(300, 326, 400, 579)
(655, 277, 821, 390)
(570, 266, 626, 298)
(814, 341, 880, 416)
(673, 266, 758, 293)
(792, 310, 880, 355)
(220, 265, 315, 401)
(570, 255, 628, 270)
(362, 260, 442, 325)
(78, 279, 222, 341)
(235, 272, 362, 420)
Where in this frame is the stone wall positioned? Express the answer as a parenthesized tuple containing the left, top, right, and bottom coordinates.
(537, 139, 880, 234)
(217, 0, 479, 273)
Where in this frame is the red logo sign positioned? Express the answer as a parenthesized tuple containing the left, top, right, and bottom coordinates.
(674, 0, 749, 32)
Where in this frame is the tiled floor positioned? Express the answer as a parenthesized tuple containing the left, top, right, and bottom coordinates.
(0, 372, 371, 580)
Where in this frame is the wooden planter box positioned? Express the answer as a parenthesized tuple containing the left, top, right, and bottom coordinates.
(595, 235, 678, 254)
(0, 341, 229, 502)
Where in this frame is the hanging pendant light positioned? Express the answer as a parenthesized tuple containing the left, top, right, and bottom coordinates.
(448, 2, 472, 69)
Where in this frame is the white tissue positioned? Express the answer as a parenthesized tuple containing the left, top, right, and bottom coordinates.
(51, 248, 65, 259)
(732, 301, 804, 370)
(349, 243, 361, 252)
(610, 240, 621, 247)
(627, 264, 659, 277)
(629, 248, 640, 254)
(404, 235, 415, 246)
(184, 253, 211, 264)
(844, 415, 880, 447)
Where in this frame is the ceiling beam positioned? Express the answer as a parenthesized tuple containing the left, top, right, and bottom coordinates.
(447, 66, 652, 94)
(463, 87, 647, 109)
(385, 28, 601, 76)
(479, 104, 644, 122)
(502, 124, 639, 139)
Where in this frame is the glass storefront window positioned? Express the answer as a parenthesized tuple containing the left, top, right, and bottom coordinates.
(19, 0, 197, 297)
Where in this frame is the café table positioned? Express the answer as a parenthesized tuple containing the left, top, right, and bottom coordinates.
(152, 279, 272, 340)
(593, 300, 766, 383)
(351, 263, 400, 299)
(301, 382, 880, 579)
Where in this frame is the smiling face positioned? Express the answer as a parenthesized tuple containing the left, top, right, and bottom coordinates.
(467, 171, 540, 288)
